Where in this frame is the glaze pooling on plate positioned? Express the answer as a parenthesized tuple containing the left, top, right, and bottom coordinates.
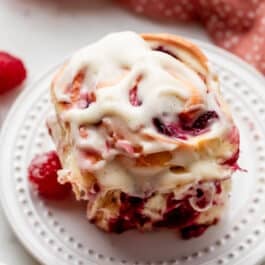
(48, 32, 240, 235)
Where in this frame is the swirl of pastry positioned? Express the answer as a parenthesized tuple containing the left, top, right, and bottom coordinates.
(48, 32, 239, 237)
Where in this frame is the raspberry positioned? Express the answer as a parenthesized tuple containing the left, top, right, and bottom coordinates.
(153, 111, 218, 139)
(192, 111, 218, 130)
(0, 51, 27, 94)
(28, 151, 71, 199)
(152, 118, 187, 139)
(153, 117, 171, 136)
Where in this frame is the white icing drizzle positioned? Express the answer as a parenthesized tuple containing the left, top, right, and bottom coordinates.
(51, 31, 236, 197)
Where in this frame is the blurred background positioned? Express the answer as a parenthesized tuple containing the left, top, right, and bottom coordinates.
(0, 0, 264, 264)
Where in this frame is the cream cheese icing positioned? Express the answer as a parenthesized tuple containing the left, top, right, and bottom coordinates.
(50, 31, 237, 197)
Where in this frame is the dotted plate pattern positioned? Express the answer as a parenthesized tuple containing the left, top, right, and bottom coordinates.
(1, 41, 265, 265)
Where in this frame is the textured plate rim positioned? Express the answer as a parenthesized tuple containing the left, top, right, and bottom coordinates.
(0, 39, 264, 265)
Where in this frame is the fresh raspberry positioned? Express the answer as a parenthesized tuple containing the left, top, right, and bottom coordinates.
(28, 151, 71, 199)
(0, 51, 27, 94)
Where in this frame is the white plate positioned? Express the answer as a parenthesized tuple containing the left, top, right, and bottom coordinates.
(1, 41, 265, 265)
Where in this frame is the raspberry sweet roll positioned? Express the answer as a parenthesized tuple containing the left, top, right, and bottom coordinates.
(48, 32, 240, 238)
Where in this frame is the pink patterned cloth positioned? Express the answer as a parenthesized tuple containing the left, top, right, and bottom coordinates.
(117, 0, 265, 74)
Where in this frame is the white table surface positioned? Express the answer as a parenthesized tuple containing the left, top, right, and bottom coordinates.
(0, 0, 211, 264)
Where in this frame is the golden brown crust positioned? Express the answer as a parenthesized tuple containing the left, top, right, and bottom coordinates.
(141, 33, 209, 71)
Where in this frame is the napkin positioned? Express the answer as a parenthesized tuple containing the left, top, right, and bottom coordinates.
(118, 0, 265, 74)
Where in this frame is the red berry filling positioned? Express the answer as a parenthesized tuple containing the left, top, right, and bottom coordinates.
(129, 85, 142, 106)
(0, 51, 27, 94)
(222, 147, 240, 170)
(214, 180, 222, 194)
(28, 151, 71, 199)
(153, 117, 178, 137)
(153, 111, 218, 139)
(179, 110, 218, 133)
(64, 70, 97, 110)
(181, 221, 218, 239)
(154, 46, 179, 60)
(109, 193, 149, 233)
(107, 180, 223, 238)
(154, 200, 199, 228)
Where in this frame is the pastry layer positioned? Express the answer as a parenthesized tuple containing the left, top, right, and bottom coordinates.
(48, 32, 239, 235)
